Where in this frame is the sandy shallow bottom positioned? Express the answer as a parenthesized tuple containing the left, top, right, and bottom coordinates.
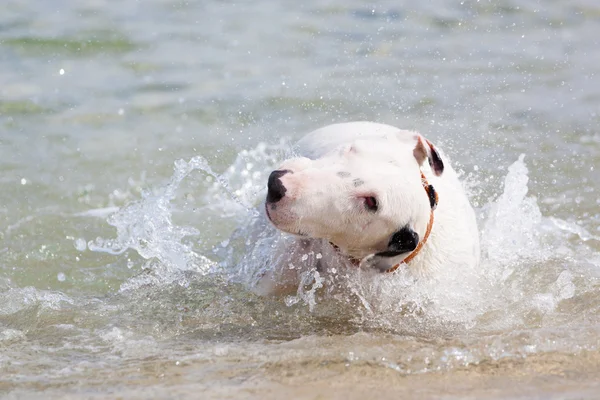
(5, 349, 600, 400)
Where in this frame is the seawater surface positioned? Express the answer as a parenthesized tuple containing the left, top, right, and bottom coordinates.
(1, 0, 600, 398)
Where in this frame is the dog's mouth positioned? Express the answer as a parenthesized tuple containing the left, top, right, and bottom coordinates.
(265, 202, 309, 238)
(267, 203, 369, 263)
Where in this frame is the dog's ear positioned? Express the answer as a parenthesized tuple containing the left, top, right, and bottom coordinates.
(413, 135, 444, 176)
(359, 226, 419, 272)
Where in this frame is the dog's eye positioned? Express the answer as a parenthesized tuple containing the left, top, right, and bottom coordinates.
(364, 196, 378, 212)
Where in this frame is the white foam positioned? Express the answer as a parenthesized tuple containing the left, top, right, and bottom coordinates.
(98, 327, 159, 358)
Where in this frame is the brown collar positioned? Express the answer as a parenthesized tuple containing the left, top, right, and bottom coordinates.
(330, 171, 438, 273)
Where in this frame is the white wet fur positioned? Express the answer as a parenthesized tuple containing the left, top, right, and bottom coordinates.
(257, 122, 480, 295)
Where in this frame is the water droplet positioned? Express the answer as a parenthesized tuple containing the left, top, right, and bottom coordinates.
(59, 68, 65, 75)
(74, 238, 87, 251)
(20, 178, 27, 185)
(57, 272, 66, 282)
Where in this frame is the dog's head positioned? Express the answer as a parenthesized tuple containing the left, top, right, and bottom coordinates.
(265, 129, 443, 265)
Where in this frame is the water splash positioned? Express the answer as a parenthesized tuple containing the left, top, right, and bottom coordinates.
(85, 143, 290, 291)
(285, 268, 325, 312)
(339, 154, 599, 334)
(85, 142, 600, 341)
(204, 139, 290, 217)
(86, 155, 258, 289)
(480, 154, 543, 272)
(219, 151, 600, 337)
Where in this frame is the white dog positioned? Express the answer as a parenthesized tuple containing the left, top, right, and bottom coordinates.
(256, 121, 479, 295)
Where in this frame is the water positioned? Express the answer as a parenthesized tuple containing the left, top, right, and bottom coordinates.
(1, 0, 600, 398)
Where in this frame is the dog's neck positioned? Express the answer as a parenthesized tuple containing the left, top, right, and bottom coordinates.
(330, 171, 438, 272)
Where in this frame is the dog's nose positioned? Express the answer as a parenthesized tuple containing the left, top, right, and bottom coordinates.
(267, 170, 289, 203)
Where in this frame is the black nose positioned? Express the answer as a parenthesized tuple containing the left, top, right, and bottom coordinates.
(267, 170, 289, 203)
